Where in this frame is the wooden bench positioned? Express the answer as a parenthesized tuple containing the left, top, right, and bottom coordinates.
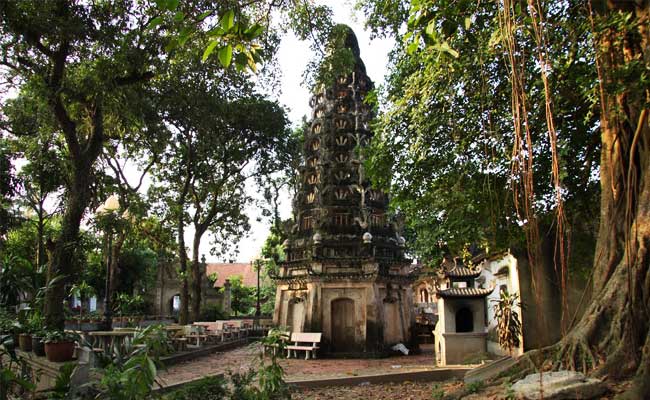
(286, 332, 321, 360)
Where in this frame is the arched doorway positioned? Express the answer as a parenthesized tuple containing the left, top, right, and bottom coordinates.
(456, 307, 473, 332)
(419, 288, 429, 303)
(288, 299, 304, 332)
(169, 294, 181, 316)
(331, 298, 355, 352)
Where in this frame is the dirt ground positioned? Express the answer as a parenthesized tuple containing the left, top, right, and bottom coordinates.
(291, 378, 633, 400)
(157, 342, 633, 399)
(291, 380, 464, 400)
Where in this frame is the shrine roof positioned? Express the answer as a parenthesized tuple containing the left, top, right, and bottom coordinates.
(446, 265, 482, 278)
(437, 287, 494, 298)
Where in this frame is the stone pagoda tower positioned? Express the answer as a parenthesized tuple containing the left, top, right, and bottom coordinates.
(272, 25, 415, 355)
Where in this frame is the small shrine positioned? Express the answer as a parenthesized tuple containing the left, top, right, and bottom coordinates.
(271, 25, 415, 355)
(433, 261, 494, 365)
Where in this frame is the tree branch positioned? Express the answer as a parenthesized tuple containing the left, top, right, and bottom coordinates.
(114, 71, 154, 86)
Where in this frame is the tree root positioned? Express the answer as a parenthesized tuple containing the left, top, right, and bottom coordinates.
(552, 335, 598, 375)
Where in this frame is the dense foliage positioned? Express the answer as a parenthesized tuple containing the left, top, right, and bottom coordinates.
(361, 1, 600, 269)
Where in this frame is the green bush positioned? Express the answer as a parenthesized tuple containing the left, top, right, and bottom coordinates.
(465, 380, 484, 394)
(431, 383, 445, 400)
(0, 309, 16, 334)
(164, 376, 228, 400)
(199, 304, 227, 321)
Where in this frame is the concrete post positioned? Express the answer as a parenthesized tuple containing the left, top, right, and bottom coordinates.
(223, 279, 232, 316)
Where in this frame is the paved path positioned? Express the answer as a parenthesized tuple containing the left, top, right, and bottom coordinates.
(157, 343, 441, 387)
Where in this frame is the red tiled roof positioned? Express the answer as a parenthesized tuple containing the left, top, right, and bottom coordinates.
(206, 262, 258, 288)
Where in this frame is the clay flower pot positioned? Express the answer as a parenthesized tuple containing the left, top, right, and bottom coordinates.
(32, 336, 46, 357)
(45, 341, 75, 362)
(18, 333, 32, 352)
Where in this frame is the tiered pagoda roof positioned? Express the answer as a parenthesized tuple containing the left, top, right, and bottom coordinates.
(276, 25, 410, 280)
(439, 260, 493, 299)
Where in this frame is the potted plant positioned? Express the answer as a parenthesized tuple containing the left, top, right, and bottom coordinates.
(18, 312, 43, 352)
(26, 313, 46, 357)
(31, 328, 46, 357)
(69, 281, 95, 330)
(9, 318, 32, 352)
(43, 330, 77, 362)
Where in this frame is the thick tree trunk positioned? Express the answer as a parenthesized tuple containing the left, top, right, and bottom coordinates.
(177, 215, 189, 325)
(44, 168, 93, 329)
(109, 232, 126, 299)
(546, 3, 650, 398)
(36, 203, 45, 271)
(190, 233, 203, 322)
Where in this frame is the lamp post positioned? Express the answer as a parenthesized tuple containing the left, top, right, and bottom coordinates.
(96, 194, 121, 331)
(103, 230, 113, 330)
(255, 258, 261, 317)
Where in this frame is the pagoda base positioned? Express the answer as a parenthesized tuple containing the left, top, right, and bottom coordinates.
(273, 276, 415, 355)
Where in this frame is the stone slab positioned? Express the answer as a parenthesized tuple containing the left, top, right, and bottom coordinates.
(512, 370, 606, 400)
(287, 367, 470, 389)
(464, 355, 515, 384)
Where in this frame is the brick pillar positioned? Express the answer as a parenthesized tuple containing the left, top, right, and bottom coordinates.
(223, 279, 232, 316)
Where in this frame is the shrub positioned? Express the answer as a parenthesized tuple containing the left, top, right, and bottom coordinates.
(491, 291, 522, 355)
(199, 304, 227, 321)
(431, 383, 445, 400)
(465, 380, 484, 394)
(164, 376, 228, 400)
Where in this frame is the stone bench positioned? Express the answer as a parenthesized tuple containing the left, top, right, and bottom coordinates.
(286, 332, 321, 360)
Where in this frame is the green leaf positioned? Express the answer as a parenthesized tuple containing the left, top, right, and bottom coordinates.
(234, 52, 248, 69)
(197, 10, 213, 21)
(220, 10, 235, 31)
(202, 40, 219, 62)
(173, 11, 184, 22)
(147, 16, 163, 30)
(218, 45, 233, 68)
(178, 26, 194, 46)
(165, 38, 178, 53)
(439, 41, 459, 58)
(147, 357, 157, 379)
(425, 20, 436, 37)
(166, 0, 179, 11)
(464, 16, 472, 30)
(244, 23, 264, 40)
(407, 40, 419, 55)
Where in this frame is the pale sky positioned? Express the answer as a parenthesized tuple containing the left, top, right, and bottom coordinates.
(217, 2, 396, 263)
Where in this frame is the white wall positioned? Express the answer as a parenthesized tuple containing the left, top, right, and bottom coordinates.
(480, 253, 524, 357)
